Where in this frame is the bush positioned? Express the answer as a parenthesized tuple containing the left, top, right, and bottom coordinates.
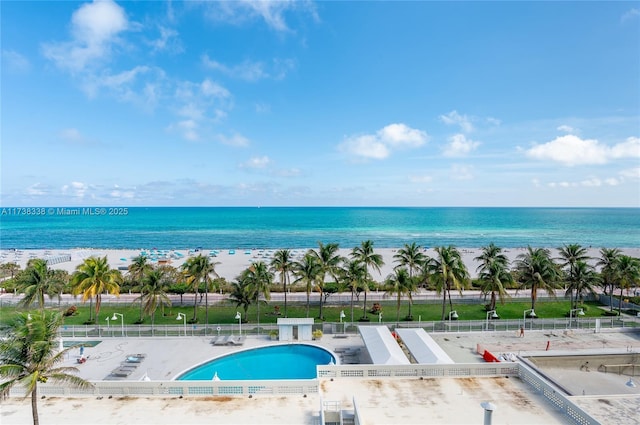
(64, 306, 77, 317)
(312, 329, 323, 340)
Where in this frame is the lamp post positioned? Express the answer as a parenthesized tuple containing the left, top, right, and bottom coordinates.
(378, 312, 383, 323)
(568, 308, 585, 328)
(523, 309, 536, 329)
(105, 316, 110, 335)
(486, 310, 498, 330)
(111, 313, 124, 337)
(176, 313, 187, 337)
(448, 310, 459, 320)
(339, 310, 346, 334)
(235, 312, 242, 336)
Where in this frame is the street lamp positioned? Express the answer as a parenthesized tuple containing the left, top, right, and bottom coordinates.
(523, 309, 536, 330)
(378, 312, 383, 323)
(448, 310, 459, 320)
(176, 313, 187, 337)
(105, 316, 110, 334)
(486, 310, 498, 330)
(569, 308, 585, 328)
(235, 312, 242, 336)
(339, 310, 346, 334)
(111, 313, 124, 337)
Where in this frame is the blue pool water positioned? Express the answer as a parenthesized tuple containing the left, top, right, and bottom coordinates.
(176, 344, 336, 381)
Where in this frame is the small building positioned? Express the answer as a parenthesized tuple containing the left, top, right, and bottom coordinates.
(276, 318, 315, 341)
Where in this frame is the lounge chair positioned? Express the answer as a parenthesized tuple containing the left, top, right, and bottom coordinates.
(125, 356, 143, 363)
(213, 336, 230, 346)
(227, 335, 245, 346)
(110, 368, 133, 377)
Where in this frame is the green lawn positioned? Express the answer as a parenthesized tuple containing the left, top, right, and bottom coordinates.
(0, 299, 620, 326)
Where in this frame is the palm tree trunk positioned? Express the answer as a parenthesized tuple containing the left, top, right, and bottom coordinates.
(94, 294, 102, 325)
(362, 290, 368, 319)
(283, 275, 288, 318)
(441, 285, 447, 321)
(305, 287, 310, 318)
(139, 296, 144, 321)
(31, 386, 39, 425)
(205, 286, 209, 334)
(350, 289, 355, 323)
(490, 291, 497, 311)
(319, 290, 324, 319)
(396, 294, 401, 322)
(192, 288, 199, 322)
(619, 286, 623, 316)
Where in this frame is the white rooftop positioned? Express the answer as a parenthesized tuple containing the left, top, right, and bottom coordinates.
(358, 325, 410, 365)
(396, 328, 454, 364)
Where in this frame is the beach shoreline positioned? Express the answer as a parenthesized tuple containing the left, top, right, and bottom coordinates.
(2, 246, 639, 281)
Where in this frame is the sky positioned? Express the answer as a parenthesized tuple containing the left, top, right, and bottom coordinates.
(1, 1, 639, 207)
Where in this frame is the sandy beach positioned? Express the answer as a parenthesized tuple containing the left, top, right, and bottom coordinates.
(2, 247, 639, 282)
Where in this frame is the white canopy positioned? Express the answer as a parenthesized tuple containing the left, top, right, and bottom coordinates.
(358, 326, 410, 365)
(395, 328, 454, 364)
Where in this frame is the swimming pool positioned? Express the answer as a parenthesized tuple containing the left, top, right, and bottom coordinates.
(176, 344, 336, 381)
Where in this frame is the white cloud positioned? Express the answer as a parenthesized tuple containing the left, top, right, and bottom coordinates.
(217, 133, 250, 147)
(202, 54, 296, 81)
(526, 135, 639, 166)
(620, 167, 640, 179)
(201, 0, 317, 32)
(621, 8, 639, 23)
(149, 26, 181, 53)
(62, 181, 92, 199)
(439, 110, 473, 133)
(2, 50, 30, 73)
(610, 137, 640, 159)
(451, 164, 473, 180)
(201, 79, 231, 98)
(443, 134, 480, 157)
(241, 156, 271, 169)
(557, 125, 576, 133)
(42, 0, 130, 72)
(26, 183, 50, 196)
(339, 123, 428, 160)
(408, 175, 433, 184)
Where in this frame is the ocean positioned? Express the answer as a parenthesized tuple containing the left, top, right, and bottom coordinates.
(0, 207, 638, 249)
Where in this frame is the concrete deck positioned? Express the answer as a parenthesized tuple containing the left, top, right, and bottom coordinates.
(2, 329, 640, 424)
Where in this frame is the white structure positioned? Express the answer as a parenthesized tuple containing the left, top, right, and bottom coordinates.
(276, 318, 314, 341)
(395, 328, 454, 364)
(358, 326, 410, 365)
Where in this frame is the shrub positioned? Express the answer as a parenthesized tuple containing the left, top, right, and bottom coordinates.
(312, 329, 323, 340)
(64, 306, 77, 317)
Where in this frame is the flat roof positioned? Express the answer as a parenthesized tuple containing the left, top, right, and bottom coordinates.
(277, 318, 314, 325)
(396, 328, 454, 364)
(358, 325, 410, 365)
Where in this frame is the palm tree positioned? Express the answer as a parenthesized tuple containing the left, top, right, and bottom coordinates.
(426, 246, 470, 321)
(612, 255, 640, 316)
(514, 247, 560, 312)
(228, 279, 253, 321)
(393, 242, 425, 283)
(270, 249, 294, 318)
(596, 248, 622, 311)
(128, 255, 152, 322)
(565, 260, 597, 311)
(350, 240, 384, 320)
(241, 261, 273, 323)
(0, 311, 91, 425)
(182, 255, 219, 325)
(292, 253, 322, 318)
(557, 244, 591, 310)
(0, 262, 21, 280)
(384, 267, 416, 322)
(70, 256, 122, 324)
(16, 259, 59, 311)
(475, 243, 512, 312)
(308, 242, 343, 320)
(137, 268, 172, 331)
(338, 259, 367, 323)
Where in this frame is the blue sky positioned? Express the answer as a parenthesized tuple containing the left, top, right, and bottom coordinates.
(1, 1, 639, 207)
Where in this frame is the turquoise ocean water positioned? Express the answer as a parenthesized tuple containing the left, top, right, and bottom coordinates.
(0, 207, 638, 249)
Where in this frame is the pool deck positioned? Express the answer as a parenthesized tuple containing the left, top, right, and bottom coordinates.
(2, 329, 640, 424)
